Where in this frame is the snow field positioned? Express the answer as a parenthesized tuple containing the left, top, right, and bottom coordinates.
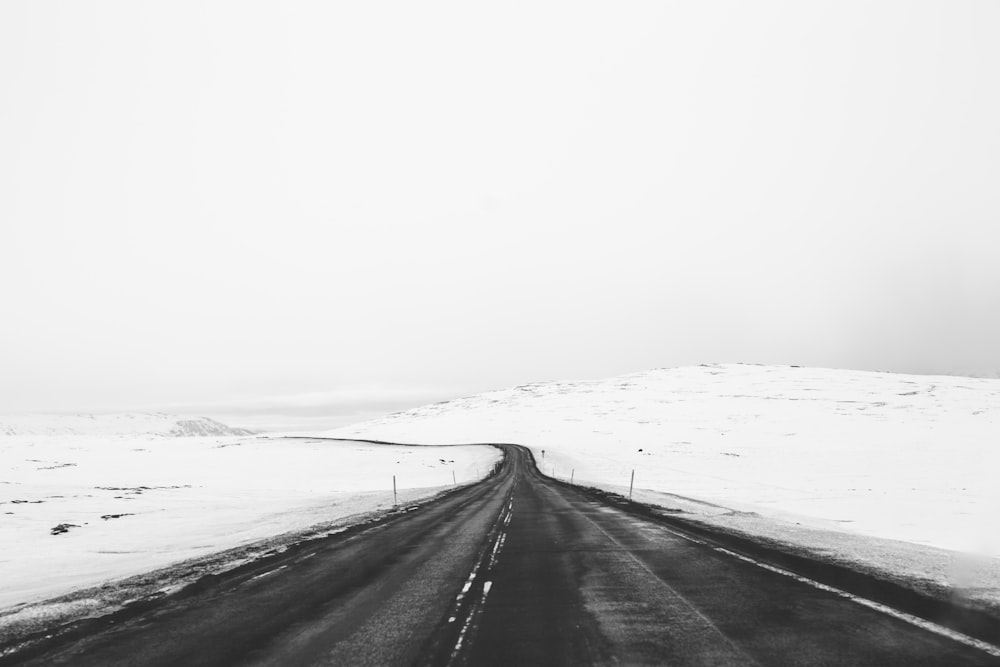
(321, 364, 1000, 608)
(0, 435, 500, 609)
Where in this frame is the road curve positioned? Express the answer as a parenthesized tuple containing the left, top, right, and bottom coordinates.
(4, 442, 998, 666)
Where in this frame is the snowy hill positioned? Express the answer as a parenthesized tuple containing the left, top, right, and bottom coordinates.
(322, 364, 1000, 548)
(0, 413, 256, 437)
(322, 364, 1000, 593)
(324, 364, 1000, 445)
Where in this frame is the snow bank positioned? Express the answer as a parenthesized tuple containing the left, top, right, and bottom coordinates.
(319, 364, 1000, 607)
(0, 435, 499, 609)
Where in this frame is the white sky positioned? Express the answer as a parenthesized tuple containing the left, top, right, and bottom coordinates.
(2, 1, 999, 414)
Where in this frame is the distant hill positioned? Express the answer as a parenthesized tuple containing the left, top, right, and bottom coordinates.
(319, 363, 1000, 558)
(322, 363, 1000, 444)
(0, 413, 256, 437)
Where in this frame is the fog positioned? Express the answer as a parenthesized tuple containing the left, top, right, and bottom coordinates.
(3, 1, 999, 416)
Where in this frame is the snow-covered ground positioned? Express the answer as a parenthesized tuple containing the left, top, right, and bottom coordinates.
(0, 415, 500, 611)
(320, 364, 1000, 608)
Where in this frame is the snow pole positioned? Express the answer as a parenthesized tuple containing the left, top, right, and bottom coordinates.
(452, 470, 457, 485)
(629, 469, 635, 501)
(571, 469, 574, 483)
(393, 475, 397, 508)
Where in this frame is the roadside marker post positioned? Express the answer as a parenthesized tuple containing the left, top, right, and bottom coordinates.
(452, 470, 456, 485)
(393, 475, 397, 508)
(629, 470, 635, 501)
(571, 469, 574, 483)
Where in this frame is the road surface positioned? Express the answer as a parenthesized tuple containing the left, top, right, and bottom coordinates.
(4, 443, 998, 666)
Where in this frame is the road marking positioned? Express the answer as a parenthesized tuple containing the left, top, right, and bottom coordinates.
(452, 574, 498, 658)
(591, 501, 1000, 659)
(488, 532, 507, 567)
(446, 487, 515, 664)
(248, 565, 288, 582)
(711, 545, 1000, 659)
(452, 562, 481, 607)
(574, 504, 763, 666)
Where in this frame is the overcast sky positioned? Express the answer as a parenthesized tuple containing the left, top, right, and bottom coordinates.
(2, 1, 999, 417)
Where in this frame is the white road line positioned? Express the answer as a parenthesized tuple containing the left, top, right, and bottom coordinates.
(600, 505, 1000, 659)
(489, 531, 506, 562)
(576, 508, 763, 666)
(451, 577, 498, 658)
(451, 606, 478, 654)
(488, 533, 507, 568)
(448, 489, 514, 663)
(453, 565, 480, 606)
(711, 545, 1000, 659)
(247, 565, 288, 582)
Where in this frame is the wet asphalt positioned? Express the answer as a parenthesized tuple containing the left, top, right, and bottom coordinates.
(7, 444, 998, 666)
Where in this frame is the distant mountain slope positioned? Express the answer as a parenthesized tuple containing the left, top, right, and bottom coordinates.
(0, 413, 255, 437)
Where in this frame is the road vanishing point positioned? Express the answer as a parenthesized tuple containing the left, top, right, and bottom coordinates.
(4, 443, 999, 666)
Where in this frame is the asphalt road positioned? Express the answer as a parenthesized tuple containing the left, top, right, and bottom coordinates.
(6, 443, 999, 666)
